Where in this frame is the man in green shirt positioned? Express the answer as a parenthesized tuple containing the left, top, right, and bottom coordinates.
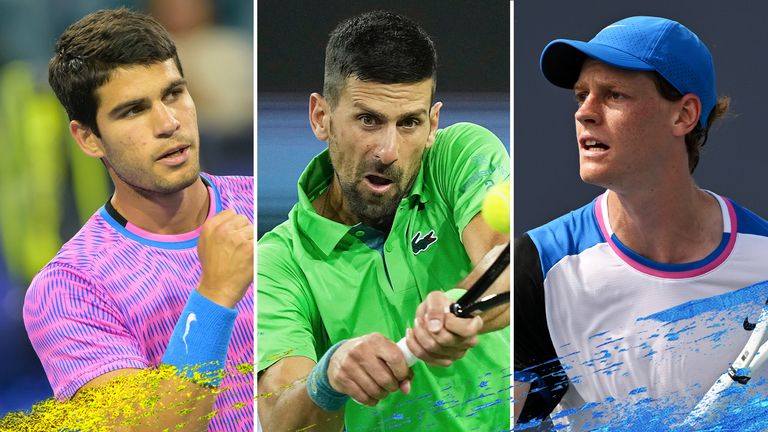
(258, 11, 510, 431)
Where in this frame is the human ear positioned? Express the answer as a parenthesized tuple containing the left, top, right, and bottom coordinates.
(69, 120, 105, 158)
(672, 94, 701, 137)
(309, 93, 331, 142)
(426, 101, 443, 148)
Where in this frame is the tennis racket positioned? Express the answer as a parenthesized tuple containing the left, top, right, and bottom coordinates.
(682, 298, 768, 426)
(396, 242, 510, 366)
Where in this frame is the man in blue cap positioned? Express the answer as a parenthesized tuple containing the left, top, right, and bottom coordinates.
(514, 16, 768, 429)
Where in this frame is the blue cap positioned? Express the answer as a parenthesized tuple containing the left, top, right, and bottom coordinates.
(540, 16, 716, 126)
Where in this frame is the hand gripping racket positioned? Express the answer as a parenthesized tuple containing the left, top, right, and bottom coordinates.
(396, 243, 510, 366)
(682, 298, 768, 426)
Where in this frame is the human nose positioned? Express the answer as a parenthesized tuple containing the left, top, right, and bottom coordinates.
(575, 94, 600, 125)
(153, 103, 181, 138)
(375, 125, 399, 165)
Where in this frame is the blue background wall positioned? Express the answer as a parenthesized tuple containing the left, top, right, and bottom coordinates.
(515, 1, 768, 235)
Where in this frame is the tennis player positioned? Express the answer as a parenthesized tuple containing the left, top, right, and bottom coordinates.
(515, 16, 768, 429)
(22, 9, 253, 431)
(258, 11, 510, 431)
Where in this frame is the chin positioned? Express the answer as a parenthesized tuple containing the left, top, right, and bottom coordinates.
(579, 169, 612, 189)
(154, 169, 200, 194)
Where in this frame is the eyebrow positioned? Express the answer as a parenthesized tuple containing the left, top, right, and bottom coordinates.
(574, 77, 626, 92)
(107, 78, 187, 119)
(353, 102, 428, 121)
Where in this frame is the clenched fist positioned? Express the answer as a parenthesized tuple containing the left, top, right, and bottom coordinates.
(196, 209, 254, 308)
(328, 333, 413, 406)
(405, 291, 482, 367)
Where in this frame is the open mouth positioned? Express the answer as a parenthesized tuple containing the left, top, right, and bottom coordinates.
(156, 145, 191, 167)
(582, 140, 609, 152)
(158, 145, 190, 160)
(366, 174, 393, 186)
(364, 174, 394, 193)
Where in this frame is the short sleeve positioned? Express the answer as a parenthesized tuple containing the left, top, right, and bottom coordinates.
(428, 123, 510, 235)
(257, 240, 325, 372)
(23, 264, 149, 399)
(513, 234, 569, 422)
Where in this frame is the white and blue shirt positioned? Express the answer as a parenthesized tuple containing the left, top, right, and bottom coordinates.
(515, 190, 768, 429)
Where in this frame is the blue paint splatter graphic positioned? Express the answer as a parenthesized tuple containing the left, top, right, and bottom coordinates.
(518, 281, 768, 430)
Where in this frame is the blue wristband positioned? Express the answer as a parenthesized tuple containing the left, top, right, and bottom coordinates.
(306, 340, 349, 411)
(162, 290, 238, 387)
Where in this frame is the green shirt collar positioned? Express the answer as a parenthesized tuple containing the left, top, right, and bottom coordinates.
(295, 149, 430, 256)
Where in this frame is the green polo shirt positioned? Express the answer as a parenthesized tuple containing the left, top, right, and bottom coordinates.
(258, 122, 510, 431)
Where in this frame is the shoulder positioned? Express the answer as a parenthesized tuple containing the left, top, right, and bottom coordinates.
(424, 122, 509, 199)
(257, 218, 320, 326)
(37, 212, 120, 281)
(203, 173, 254, 221)
(527, 198, 605, 277)
(432, 122, 506, 154)
(258, 217, 304, 280)
(436, 121, 499, 139)
(203, 173, 253, 200)
(428, 122, 508, 172)
(258, 222, 293, 260)
(729, 198, 768, 237)
(25, 217, 117, 323)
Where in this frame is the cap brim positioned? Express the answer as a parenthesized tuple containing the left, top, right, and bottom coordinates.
(540, 39, 655, 89)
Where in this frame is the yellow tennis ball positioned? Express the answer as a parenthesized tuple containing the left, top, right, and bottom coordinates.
(482, 181, 510, 234)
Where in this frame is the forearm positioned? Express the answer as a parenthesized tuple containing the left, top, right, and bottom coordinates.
(459, 218, 510, 333)
(480, 303, 510, 333)
(258, 356, 345, 432)
(513, 381, 531, 424)
(146, 288, 236, 429)
(261, 380, 344, 432)
(129, 375, 216, 431)
(71, 367, 219, 431)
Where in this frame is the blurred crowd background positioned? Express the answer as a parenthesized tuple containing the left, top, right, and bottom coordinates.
(0, 0, 252, 416)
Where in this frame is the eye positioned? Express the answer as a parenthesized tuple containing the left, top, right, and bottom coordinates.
(574, 91, 588, 106)
(123, 105, 145, 118)
(401, 118, 420, 128)
(609, 91, 625, 101)
(164, 87, 185, 102)
(358, 114, 377, 127)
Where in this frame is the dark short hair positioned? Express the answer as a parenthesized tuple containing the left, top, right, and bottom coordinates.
(651, 72, 730, 173)
(323, 11, 437, 107)
(48, 8, 183, 136)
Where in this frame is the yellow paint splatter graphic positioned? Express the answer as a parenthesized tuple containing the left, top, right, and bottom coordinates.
(0, 363, 253, 432)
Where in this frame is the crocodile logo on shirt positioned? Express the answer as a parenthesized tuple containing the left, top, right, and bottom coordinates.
(411, 230, 438, 255)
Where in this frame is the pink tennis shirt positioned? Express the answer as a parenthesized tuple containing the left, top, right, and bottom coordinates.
(23, 173, 254, 431)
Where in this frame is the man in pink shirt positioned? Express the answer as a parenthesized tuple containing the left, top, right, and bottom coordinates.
(23, 8, 253, 431)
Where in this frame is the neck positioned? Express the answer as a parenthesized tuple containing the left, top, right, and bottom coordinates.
(313, 177, 394, 232)
(110, 176, 209, 235)
(607, 179, 722, 264)
(313, 177, 357, 226)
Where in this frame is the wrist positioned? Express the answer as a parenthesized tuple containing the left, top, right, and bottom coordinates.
(162, 290, 238, 387)
(197, 282, 239, 308)
(306, 340, 349, 411)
